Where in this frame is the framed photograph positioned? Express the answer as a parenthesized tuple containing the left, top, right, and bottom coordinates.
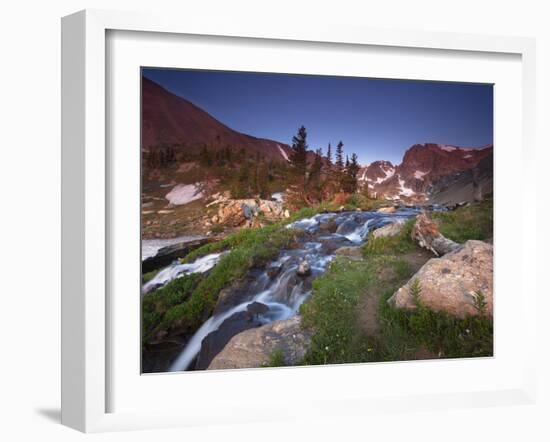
(61, 9, 538, 432)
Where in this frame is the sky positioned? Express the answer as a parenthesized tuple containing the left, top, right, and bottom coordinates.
(142, 68, 493, 165)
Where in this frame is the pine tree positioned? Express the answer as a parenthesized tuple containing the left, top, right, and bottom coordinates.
(308, 148, 324, 190)
(342, 152, 360, 193)
(335, 141, 344, 172)
(290, 126, 309, 181)
(326, 142, 332, 165)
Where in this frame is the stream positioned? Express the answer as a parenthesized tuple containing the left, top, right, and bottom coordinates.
(143, 208, 421, 372)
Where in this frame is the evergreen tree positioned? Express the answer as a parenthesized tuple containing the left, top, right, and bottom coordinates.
(308, 148, 324, 190)
(290, 126, 309, 181)
(326, 142, 332, 165)
(335, 141, 344, 172)
(342, 152, 361, 193)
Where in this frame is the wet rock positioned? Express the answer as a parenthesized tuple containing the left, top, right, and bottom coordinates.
(141, 237, 210, 273)
(335, 219, 360, 235)
(319, 218, 338, 233)
(388, 240, 493, 318)
(371, 219, 406, 238)
(208, 316, 312, 370)
(266, 264, 283, 279)
(195, 310, 263, 369)
(297, 260, 311, 277)
(247, 301, 269, 317)
(377, 206, 397, 214)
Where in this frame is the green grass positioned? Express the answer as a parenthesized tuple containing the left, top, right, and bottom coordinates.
(299, 250, 493, 366)
(300, 256, 414, 365)
(362, 219, 417, 257)
(378, 289, 493, 360)
(432, 199, 493, 243)
(147, 224, 303, 340)
(142, 273, 203, 342)
(261, 349, 286, 367)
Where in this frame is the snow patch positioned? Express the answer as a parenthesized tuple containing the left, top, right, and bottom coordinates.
(165, 183, 204, 205)
(271, 192, 284, 203)
(414, 170, 428, 180)
(464, 154, 473, 159)
(277, 144, 290, 162)
(398, 177, 415, 197)
(439, 144, 458, 152)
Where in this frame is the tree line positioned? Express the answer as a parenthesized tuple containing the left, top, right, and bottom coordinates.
(289, 125, 361, 195)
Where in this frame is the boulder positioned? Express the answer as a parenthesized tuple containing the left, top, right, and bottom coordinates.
(208, 316, 312, 370)
(334, 246, 363, 258)
(297, 260, 311, 276)
(371, 219, 406, 238)
(411, 212, 460, 256)
(377, 206, 397, 214)
(387, 240, 493, 318)
(141, 237, 210, 273)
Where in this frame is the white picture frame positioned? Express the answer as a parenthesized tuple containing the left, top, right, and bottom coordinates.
(61, 9, 538, 433)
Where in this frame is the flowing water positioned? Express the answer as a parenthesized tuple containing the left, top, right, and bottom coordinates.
(162, 208, 420, 372)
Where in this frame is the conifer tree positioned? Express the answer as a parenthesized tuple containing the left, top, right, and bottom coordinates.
(290, 126, 309, 181)
(335, 141, 344, 172)
(326, 142, 332, 165)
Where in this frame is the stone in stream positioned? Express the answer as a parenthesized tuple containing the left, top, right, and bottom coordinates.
(208, 316, 312, 370)
(377, 206, 397, 214)
(387, 240, 493, 318)
(297, 259, 311, 277)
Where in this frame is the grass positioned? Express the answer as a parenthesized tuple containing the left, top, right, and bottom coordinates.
(145, 224, 303, 342)
(432, 199, 493, 243)
(300, 214, 493, 365)
(300, 256, 413, 365)
(142, 273, 203, 342)
(362, 218, 417, 257)
(261, 349, 286, 367)
(378, 287, 493, 360)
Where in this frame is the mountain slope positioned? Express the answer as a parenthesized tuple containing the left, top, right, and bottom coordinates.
(359, 143, 493, 202)
(142, 77, 292, 162)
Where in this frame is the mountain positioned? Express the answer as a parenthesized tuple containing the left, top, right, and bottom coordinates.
(359, 143, 493, 202)
(142, 77, 292, 162)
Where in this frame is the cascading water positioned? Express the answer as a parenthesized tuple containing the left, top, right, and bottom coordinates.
(163, 208, 420, 372)
(142, 252, 226, 295)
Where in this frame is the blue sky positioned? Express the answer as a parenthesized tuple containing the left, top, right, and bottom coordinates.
(143, 68, 493, 165)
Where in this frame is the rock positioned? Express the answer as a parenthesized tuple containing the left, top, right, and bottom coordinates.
(266, 264, 283, 279)
(208, 316, 312, 370)
(297, 260, 311, 276)
(371, 219, 406, 238)
(319, 218, 338, 233)
(387, 240, 493, 318)
(247, 301, 269, 317)
(411, 212, 460, 256)
(284, 209, 290, 218)
(377, 206, 397, 214)
(141, 237, 210, 273)
(195, 310, 262, 369)
(334, 246, 363, 258)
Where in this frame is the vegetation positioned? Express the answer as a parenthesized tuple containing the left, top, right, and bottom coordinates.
(143, 224, 302, 344)
(142, 273, 203, 342)
(261, 349, 286, 367)
(431, 199, 493, 243)
(300, 255, 493, 365)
